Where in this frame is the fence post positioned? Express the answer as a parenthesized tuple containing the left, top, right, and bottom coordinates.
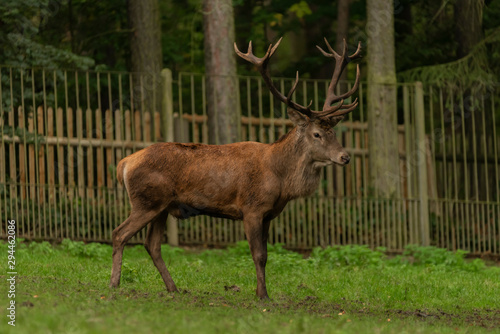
(415, 81, 430, 246)
(162, 68, 179, 246)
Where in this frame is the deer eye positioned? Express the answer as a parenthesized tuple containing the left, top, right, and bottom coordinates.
(313, 133, 321, 138)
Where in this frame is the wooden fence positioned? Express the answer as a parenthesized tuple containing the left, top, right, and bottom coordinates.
(0, 106, 427, 249)
(0, 67, 499, 255)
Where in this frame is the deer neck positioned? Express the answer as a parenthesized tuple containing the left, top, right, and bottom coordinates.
(268, 127, 321, 199)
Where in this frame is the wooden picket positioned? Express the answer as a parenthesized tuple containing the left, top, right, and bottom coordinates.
(86, 109, 94, 199)
(17, 108, 26, 199)
(37, 107, 45, 203)
(47, 107, 55, 202)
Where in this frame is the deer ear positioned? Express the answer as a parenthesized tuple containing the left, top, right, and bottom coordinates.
(329, 116, 344, 127)
(287, 108, 310, 127)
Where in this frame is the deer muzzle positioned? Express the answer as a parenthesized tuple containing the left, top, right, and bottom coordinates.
(340, 153, 350, 165)
(331, 152, 350, 166)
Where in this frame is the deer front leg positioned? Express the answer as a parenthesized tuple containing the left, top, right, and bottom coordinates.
(244, 215, 271, 299)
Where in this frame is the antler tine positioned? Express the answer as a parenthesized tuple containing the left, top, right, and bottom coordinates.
(339, 97, 358, 109)
(350, 41, 362, 60)
(313, 99, 359, 122)
(317, 96, 360, 120)
(326, 99, 359, 119)
(311, 99, 345, 117)
(285, 72, 312, 110)
(312, 97, 363, 119)
(316, 38, 338, 58)
(268, 37, 282, 59)
(331, 64, 361, 102)
(285, 72, 315, 114)
(286, 72, 300, 103)
(341, 38, 348, 60)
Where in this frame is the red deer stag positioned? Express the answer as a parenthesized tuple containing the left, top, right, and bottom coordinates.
(110, 37, 361, 299)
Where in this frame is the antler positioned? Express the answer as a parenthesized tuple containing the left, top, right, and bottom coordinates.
(234, 37, 361, 122)
(316, 38, 362, 119)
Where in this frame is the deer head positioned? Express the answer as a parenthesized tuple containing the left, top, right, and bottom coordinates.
(234, 37, 361, 167)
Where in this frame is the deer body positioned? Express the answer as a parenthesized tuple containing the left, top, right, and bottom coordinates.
(110, 37, 361, 299)
(118, 127, 331, 221)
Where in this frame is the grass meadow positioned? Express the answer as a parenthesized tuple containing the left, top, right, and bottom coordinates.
(1, 240, 499, 334)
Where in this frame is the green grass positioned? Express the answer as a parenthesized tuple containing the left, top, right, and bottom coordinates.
(1, 240, 499, 334)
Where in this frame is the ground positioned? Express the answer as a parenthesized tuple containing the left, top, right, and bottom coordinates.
(0, 240, 499, 333)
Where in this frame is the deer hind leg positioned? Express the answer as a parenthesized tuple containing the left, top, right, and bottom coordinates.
(109, 207, 164, 288)
(144, 211, 178, 292)
(244, 215, 271, 299)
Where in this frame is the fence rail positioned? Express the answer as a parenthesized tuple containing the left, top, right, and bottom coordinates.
(0, 66, 499, 255)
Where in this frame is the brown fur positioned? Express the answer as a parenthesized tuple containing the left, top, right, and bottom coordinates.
(109, 120, 351, 299)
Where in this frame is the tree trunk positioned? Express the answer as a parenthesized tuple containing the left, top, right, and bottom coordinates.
(454, 0, 483, 58)
(366, 0, 400, 197)
(336, 0, 350, 87)
(203, 0, 240, 145)
(128, 0, 163, 113)
(454, 0, 485, 200)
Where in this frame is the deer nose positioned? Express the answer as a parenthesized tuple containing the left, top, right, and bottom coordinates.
(340, 154, 350, 165)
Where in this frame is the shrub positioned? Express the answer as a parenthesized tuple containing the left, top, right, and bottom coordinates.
(60, 239, 110, 259)
(309, 245, 386, 268)
(399, 245, 486, 272)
